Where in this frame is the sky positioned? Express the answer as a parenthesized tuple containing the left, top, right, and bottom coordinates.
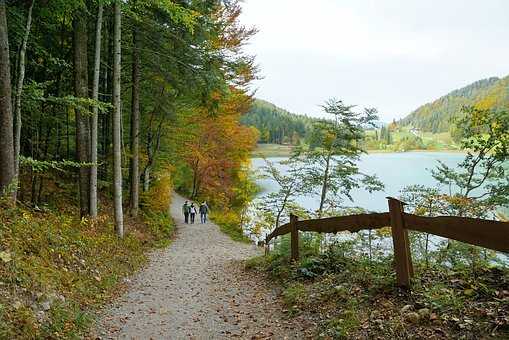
(239, 0, 509, 122)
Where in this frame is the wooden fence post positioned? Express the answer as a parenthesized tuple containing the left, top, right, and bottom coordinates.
(290, 214, 299, 262)
(387, 197, 413, 288)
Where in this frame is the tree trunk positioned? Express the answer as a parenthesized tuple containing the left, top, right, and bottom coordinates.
(100, 14, 111, 180)
(142, 110, 164, 192)
(129, 24, 140, 217)
(143, 166, 150, 192)
(13, 0, 34, 201)
(73, 12, 91, 217)
(112, 0, 124, 237)
(90, 4, 103, 218)
(0, 0, 15, 199)
(318, 153, 331, 217)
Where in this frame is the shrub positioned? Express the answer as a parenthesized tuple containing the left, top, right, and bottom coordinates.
(210, 209, 251, 243)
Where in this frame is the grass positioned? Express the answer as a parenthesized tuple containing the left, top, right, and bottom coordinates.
(252, 130, 460, 159)
(0, 197, 174, 339)
(251, 143, 295, 157)
(365, 127, 460, 152)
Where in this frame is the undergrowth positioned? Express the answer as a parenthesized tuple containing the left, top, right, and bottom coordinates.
(246, 235, 509, 339)
(210, 209, 251, 243)
(0, 174, 174, 338)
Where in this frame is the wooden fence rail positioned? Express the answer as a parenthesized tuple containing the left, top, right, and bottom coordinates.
(265, 197, 509, 288)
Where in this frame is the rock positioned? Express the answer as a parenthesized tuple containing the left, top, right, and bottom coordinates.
(41, 300, 51, 311)
(417, 308, 430, 319)
(404, 312, 420, 324)
(400, 304, 413, 314)
(35, 311, 46, 322)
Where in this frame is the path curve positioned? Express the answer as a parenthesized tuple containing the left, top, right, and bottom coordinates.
(94, 193, 313, 339)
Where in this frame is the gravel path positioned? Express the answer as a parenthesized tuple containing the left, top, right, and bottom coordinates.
(93, 193, 314, 339)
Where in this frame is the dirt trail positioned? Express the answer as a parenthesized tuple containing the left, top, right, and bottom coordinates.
(94, 193, 313, 339)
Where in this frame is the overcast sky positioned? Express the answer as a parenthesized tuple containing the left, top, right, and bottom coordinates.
(239, 0, 509, 122)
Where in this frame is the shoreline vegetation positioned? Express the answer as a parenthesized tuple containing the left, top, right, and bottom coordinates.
(251, 143, 462, 158)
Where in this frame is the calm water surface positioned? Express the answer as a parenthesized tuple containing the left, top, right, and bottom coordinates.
(251, 152, 466, 212)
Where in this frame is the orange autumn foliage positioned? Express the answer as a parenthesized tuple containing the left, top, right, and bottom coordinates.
(179, 89, 258, 207)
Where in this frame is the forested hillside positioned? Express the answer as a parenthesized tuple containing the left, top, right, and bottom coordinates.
(241, 99, 315, 145)
(400, 76, 509, 132)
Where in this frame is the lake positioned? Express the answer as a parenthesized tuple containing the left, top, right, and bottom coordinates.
(251, 152, 466, 212)
(250, 151, 508, 264)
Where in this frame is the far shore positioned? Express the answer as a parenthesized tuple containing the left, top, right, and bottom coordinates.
(251, 143, 462, 158)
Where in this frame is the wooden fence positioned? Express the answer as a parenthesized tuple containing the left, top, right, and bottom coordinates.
(265, 197, 509, 288)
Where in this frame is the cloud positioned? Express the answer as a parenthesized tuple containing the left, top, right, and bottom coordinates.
(240, 0, 509, 121)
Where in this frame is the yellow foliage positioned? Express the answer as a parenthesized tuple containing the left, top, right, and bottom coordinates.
(144, 165, 174, 214)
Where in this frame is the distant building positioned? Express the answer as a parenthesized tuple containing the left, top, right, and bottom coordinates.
(410, 127, 421, 136)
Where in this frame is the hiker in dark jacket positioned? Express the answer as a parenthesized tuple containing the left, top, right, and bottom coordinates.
(199, 201, 209, 223)
(182, 201, 190, 224)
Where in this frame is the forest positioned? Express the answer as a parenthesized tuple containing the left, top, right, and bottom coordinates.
(240, 98, 315, 145)
(400, 76, 509, 133)
(0, 0, 258, 337)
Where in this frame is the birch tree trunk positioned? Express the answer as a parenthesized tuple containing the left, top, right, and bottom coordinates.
(90, 4, 103, 218)
(129, 24, 140, 217)
(0, 0, 15, 199)
(13, 0, 34, 201)
(73, 12, 91, 217)
(113, 0, 124, 237)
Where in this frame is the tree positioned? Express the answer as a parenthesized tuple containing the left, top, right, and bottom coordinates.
(13, 0, 34, 201)
(112, 0, 123, 237)
(129, 9, 140, 217)
(259, 158, 307, 229)
(179, 90, 258, 203)
(0, 0, 15, 199)
(90, 3, 103, 218)
(73, 6, 91, 217)
(430, 106, 509, 218)
(294, 99, 383, 217)
(401, 106, 509, 270)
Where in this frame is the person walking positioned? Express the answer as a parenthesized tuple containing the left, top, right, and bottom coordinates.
(199, 201, 209, 223)
(189, 203, 197, 224)
(182, 201, 190, 224)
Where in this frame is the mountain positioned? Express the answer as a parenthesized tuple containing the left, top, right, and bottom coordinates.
(400, 76, 509, 132)
(241, 99, 316, 144)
